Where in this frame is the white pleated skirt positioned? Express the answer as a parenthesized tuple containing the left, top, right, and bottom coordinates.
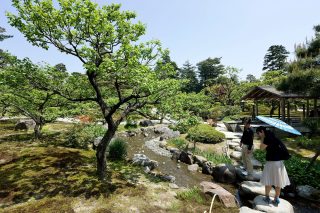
(260, 161, 290, 188)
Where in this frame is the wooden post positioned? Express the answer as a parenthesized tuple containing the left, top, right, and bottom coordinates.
(278, 101, 281, 119)
(287, 101, 290, 122)
(306, 99, 310, 118)
(255, 100, 258, 117)
(303, 104, 306, 119)
(280, 98, 285, 121)
(252, 104, 255, 119)
(314, 99, 318, 117)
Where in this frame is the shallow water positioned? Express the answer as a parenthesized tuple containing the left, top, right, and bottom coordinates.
(125, 133, 213, 188)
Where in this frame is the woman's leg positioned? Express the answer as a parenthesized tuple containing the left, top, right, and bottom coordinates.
(275, 186, 281, 199)
(265, 185, 272, 197)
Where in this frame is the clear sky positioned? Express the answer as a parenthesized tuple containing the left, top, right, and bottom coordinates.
(1, 0, 320, 79)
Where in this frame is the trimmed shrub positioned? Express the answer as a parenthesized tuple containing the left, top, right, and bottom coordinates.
(65, 124, 105, 149)
(187, 124, 225, 144)
(107, 138, 127, 161)
(193, 148, 232, 165)
(174, 116, 201, 134)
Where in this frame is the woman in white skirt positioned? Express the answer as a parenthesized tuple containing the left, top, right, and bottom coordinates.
(256, 126, 290, 206)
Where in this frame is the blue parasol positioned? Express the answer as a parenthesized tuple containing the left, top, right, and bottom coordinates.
(256, 116, 302, 135)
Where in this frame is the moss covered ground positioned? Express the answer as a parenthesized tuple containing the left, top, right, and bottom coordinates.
(0, 120, 238, 213)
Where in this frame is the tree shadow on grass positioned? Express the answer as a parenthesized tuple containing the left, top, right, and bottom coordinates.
(0, 147, 124, 207)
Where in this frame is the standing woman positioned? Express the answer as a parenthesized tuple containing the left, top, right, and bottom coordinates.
(256, 126, 290, 206)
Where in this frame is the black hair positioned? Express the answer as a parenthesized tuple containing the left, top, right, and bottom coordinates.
(256, 126, 266, 133)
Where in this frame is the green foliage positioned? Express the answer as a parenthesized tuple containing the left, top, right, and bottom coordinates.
(254, 150, 320, 189)
(179, 61, 199, 93)
(174, 116, 201, 134)
(221, 105, 241, 120)
(187, 124, 225, 144)
(303, 117, 320, 134)
(295, 136, 314, 148)
(124, 120, 138, 130)
(197, 57, 224, 88)
(176, 187, 205, 204)
(66, 124, 105, 149)
(193, 148, 232, 165)
(107, 138, 127, 161)
(167, 138, 188, 149)
(263, 45, 289, 71)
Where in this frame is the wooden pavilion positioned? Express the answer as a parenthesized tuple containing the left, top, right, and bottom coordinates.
(241, 86, 319, 122)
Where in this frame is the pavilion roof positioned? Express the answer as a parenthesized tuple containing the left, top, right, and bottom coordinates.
(241, 86, 313, 100)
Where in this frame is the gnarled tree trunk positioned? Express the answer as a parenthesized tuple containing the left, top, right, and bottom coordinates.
(34, 122, 43, 139)
(96, 128, 116, 180)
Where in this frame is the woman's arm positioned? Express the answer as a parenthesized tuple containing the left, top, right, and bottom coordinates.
(260, 139, 267, 150)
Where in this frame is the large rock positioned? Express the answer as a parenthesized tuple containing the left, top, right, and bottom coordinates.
(228, 142, 240, 149)
(139, 120, 154, 127)
(239, 207, 263, 213)
(212, 164, 236, 184)
(252, 158, 263, 170)
(154, 126, 180, 139)
(193, 155, 207, 167)
(14, 119, 35, 131)
(202, 161, 214, 175)
(200, 181, 237, 208)
(239, 181, 275, 200)
(132, 154, 158, 170)
(178, 151, 193, 165)
(230, 151, 242, 160)
(253, 195, 294, 213)
(235, 167, 262, 181)
(296, 185, 320, 202)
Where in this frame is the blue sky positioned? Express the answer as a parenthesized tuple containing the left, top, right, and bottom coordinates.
(1, 0, 319, 79)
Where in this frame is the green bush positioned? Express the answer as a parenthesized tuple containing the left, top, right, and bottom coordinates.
(187, 124, 225, 144)
(174, 116, 201, 134)
(221, 105, 241, 120)
(65, 124, 106, 149)
(124, 120, 138, 129)
(167, 138, 188, 149)
(107, 138, 127, 161)
(296, 136, 314, 148)
(254, 150, 320, 189)
(303, 118, 320, 134)
(193, 148, 232, 165)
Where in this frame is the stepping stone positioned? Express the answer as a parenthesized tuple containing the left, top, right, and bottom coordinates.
(235, 167, 262, 182)
(254, 195, 294, 213)
(228, 142, 240, 149)
(239, 206, 263, 213)
(200, 181, 237, 208)
(239, 181, 275, 200)
(252, 158, 262, 169)
(234, 146, 242, 152)
(230, 151, 242, 160)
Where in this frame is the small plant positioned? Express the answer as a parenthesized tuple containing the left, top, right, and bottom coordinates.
(187, 124, 225, 144)
(296, 136, 313, 148)
(107, 138, 127, 161)
(176, 186, 205, 204)
(194, 148, 232, 165)
(124, 120, 138, 129)
(167, 138, 188, 149)
(65, 124, 106, 149)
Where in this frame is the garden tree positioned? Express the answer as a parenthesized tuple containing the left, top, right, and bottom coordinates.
(155, 54, 179, 79)
(178, 61, 199, 93)
(197, 57, 224, 88)
(204, 66, 239, 106)
(0, 27, 15, 68)
(0, 59, 69, 138)
(54, 63, 67, 72)
(8, 0, 180, 180)
(246, 74, 257, 82)
(263, 45, 289, 72)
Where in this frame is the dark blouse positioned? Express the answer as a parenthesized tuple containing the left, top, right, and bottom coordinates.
(241, 128, 254, 150)
(263, 131, 282, 161)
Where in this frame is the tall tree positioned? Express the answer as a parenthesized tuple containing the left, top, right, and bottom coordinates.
(178, 61, 199, 93)
(7, 0, 180, 180)
(197, 57, 224, 88)
(0, 59, 68, 138)
(263, 45, 289, 71)
(0, 27, 14, 68)
(246, 74, 257, 82)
